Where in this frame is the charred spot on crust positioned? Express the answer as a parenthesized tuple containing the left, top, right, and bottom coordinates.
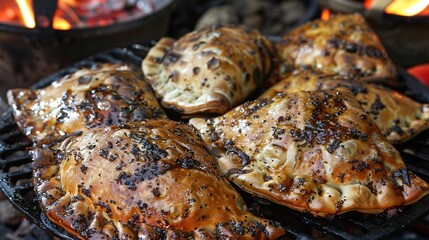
(164, 51, 181, 65)
(81, 186, 92, 198)
(348, 83, 368, 95)
(168, 70, 180, 83)
(176, 156, 201, 169)
(78, 75, 92, 84)
(99, 148, 109, 159)
(272, 127, 285, 140)
(289, 91, 369, 150)
(193, 66, 200, 75)
(192, 41, 206, 51)
(70, 214, 88, 233)
(392, 168, 411, 186)
(216, 220, 266, 238)
(327, 139, 340, 153)
(131, 145, 141, 158)
(94, 201, 113, 217)
(207, 57, 221, 70)
(229, 221, 244, 235)
(245, 73, 251, 82)
(369, 94, 385, 119)
(335, 200, 344, 211)
(225, 140, 250, 168)
(56, 108, 70, 123)
(350, 160, 370, 172)
(338, 173, 345, 183)
(349, 128, 368, 141)
(327, 37, 384, 59)
(242, 98, 274, 118)
(115, 161, 126, 171)
(120, 161, 172, 189)
(151, 187, 161, 197)
(80, 165, 88, 174)
(140, 139, 167, 162)
(225, 168, 253, 178)
(207, 127, 220, 142)
(385, 125, 405, 136)
(136, 200, 148, 211)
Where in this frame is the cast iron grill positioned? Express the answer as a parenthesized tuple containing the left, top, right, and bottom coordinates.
(0, 45, 429, 240)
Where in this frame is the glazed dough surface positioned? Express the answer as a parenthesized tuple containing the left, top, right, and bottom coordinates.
(258, 71, 429, 143)
(33, 120, 285, 239)
(7, 63, 166, 140)
(143, 25, 275, 117)
(190, 88, 429, 216)
(278, 14, 397, 82)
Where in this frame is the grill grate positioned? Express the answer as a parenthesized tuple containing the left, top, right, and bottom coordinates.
(0, 45, 429, 240)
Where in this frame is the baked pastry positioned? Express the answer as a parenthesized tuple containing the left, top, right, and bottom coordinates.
(258, 71, 429, 143)
(190, 88, 429, 216)
(142, 25, 275, 117)
(33, 120, 285, 239)
(277, 14, 397, 82)
(7, 63, 166, 140)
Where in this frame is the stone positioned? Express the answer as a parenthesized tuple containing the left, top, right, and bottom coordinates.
(195, 5, 239, 30)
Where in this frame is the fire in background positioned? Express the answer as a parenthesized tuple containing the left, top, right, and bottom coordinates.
(0, 0, 156, 29)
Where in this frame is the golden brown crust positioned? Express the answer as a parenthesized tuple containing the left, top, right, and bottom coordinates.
(278, 14, 397, 82)
(33, 120, 285, 239)
(258, 71, 429, 143)
(142, 25, 275, 117)
(190, 88, 429, 216)
(7, 63, 166, 140)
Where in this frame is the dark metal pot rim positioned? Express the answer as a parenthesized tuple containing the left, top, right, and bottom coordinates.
(0, 0, 174, 37)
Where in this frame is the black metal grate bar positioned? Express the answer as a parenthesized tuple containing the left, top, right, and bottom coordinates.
(282, 225, 312, 240)
(337, 216, 376, 231)
(407, 165, 429, 180)
(0, 110, 17, 133)
(300, 214, 357, 240)
(0, 129, 23, 141)
(0, 154, 32, 169)
(3, 166, 33, 181)
(403, 147, 429, 160)
(12, 182, 34, 194)
(0, 141, 32, 156)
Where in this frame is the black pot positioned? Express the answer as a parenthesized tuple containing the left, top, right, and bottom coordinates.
(0, 0, 174, 100)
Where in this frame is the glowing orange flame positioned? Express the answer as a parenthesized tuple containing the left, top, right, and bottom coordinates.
(1, 0, 150, 29)
(364, 0, 429, 16)
(385, 0, 429, 16)
(54, 1, 81, 30)
(16, 0, 35, 28)
(321, 9, 331, 20)
(364, 0, 374, 9)
(12, 0, 74, 29)
(53, 17, 71, 30)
